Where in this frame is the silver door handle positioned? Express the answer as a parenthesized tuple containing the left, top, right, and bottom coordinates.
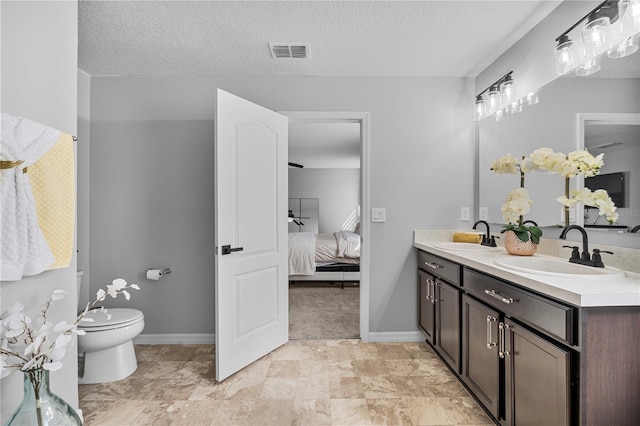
(430, 280, 436, 304)
(424, 261, 442, 270)
(499, 322, 510, 358)
(486, 315, 497, 349)
(485, 289, 514, 304)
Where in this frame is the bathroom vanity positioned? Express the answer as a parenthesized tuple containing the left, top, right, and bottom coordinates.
(414, 232, 640, 426)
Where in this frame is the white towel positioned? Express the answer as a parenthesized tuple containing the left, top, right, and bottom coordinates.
(1, 113, 59, 281)
(288, 232, 316, 275)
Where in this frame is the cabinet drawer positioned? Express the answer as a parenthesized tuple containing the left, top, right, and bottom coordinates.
(463, 268, 575, 345)
(418, 251, 461, 286)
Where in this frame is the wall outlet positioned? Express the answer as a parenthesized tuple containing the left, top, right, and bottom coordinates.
(560, 207, 575, 223)
(460, 207, 470, 222)
(371, 207, 386, 223)
(479, 207, 488, 221)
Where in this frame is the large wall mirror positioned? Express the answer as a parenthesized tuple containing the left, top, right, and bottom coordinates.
(478, 70, 639, 248)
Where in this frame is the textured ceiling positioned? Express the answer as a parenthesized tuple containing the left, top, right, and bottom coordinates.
(79, 0, 562, 78)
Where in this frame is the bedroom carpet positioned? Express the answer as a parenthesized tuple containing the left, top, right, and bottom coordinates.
(289, 282, 360, 340)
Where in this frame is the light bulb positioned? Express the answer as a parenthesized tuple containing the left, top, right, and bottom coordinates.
(555, 35, 577, 75)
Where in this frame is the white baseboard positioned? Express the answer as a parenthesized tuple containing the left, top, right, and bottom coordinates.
(367, 331, 425, 343)
(134, 331, 424, 345)
(134, 333, 215, 345)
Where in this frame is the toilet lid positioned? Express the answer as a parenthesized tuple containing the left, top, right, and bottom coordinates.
(79, 308, 143, 328)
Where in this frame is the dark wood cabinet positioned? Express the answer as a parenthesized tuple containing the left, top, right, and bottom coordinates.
(461, 294, 500, 420)
(418, 269, 435, 345)
(435, 280, 460, 373)
(417, 251, 461, 373)
(503, 318, 570, 426)
(417, 248, 640, 425)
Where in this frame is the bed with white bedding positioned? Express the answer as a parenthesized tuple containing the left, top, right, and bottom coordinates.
(288, 231, 360, 282)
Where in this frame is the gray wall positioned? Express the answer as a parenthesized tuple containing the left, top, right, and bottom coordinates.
(84, 75, 475, 335)
(289, 168, 360, 233)
(1, 1, 78, 421)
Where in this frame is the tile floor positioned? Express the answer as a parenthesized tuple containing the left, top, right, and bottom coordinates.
(79, 340, 493, 425)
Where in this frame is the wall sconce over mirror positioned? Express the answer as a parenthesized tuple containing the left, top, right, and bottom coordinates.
(474, 71, 540, 122)
(555, 0, 640, 77)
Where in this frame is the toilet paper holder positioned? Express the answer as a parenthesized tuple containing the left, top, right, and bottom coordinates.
(146, 267, 172, 280)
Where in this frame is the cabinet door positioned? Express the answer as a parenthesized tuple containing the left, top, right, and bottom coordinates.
(461, 295, 500, 420)
(418, 269, 435, 345)
(435, 279, 461, 373)
(504, 319, 570, 426)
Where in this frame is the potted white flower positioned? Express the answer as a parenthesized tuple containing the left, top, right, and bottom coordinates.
(491, 154, 543, 254)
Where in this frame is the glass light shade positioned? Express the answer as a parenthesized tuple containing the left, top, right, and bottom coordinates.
(526, 91, 539, 106)
(474, 97, 486, 121)
(575, 55, 602, 76)
(508, 100, 522, 114)
(581, 15, 612, 57)
(608, 34, 639, 57)
(555, 37, 577, 75)
(500, 78, 517, 106)
(620, 0, 640, 32)
(487, 86, 501, 115)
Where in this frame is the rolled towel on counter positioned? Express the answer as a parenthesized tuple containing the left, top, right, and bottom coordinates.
(452, 232, 482, 243)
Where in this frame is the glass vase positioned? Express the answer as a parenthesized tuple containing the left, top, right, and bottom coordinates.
(5, 368, 82, 426)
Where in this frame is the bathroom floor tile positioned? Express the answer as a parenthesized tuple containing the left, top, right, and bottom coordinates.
(78, 342, 495, 425)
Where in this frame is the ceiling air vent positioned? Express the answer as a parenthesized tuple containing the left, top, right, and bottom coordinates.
(269, 42, 310, 59)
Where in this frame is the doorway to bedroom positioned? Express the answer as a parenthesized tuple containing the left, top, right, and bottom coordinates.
(283, 112, 368, 341)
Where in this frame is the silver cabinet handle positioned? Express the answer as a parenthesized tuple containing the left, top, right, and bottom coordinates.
(424, 261, 442, 270)
(425, 279, 432, 301)
(430, 280, 436, 304)
(499, 322, 510, 358)
(486, 315, 497, 349)
(485, 289, 514, 304)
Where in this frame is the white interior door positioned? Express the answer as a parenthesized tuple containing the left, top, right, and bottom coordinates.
(215, 89, 288, 381)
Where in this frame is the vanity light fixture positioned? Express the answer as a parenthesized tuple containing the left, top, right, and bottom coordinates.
(475, 71, 529, 121)
(555, 0, 640, 76)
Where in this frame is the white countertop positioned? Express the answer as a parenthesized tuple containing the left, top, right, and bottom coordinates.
(414, 231, 640, 308)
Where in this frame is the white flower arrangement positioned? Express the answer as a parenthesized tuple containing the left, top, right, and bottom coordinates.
(0, 278, 140, 377)
(526, 147, 614, 225)
(557, 188, 619, 224)
(491, 155, 542, 243)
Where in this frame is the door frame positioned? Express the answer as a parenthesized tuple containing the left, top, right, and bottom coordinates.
(280, 111, 371, 342)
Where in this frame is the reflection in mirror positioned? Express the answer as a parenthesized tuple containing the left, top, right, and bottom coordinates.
(478, 76, 639, 248)
(581, 114, 640, 231)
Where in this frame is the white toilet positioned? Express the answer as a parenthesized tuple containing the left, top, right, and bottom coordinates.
(76, 271, 145, 384)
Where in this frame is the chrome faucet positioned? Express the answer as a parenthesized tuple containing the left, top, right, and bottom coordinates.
(473, 220, 497, 247)
(559, 225, 613, 268)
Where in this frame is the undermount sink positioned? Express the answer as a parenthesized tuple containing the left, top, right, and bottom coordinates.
(494, 256, 626, 279)
(434, 242, 503, 252)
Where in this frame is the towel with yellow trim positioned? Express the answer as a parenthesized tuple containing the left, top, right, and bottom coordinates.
(1, 112, 63, 280)
(29, 133, 76, 271)
(452, 232, 482, 243)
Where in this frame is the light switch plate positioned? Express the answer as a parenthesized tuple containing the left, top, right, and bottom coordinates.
(460, 207, 470, 222)
(479, 207, 488, 220)
(371, 207, 386, 223)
